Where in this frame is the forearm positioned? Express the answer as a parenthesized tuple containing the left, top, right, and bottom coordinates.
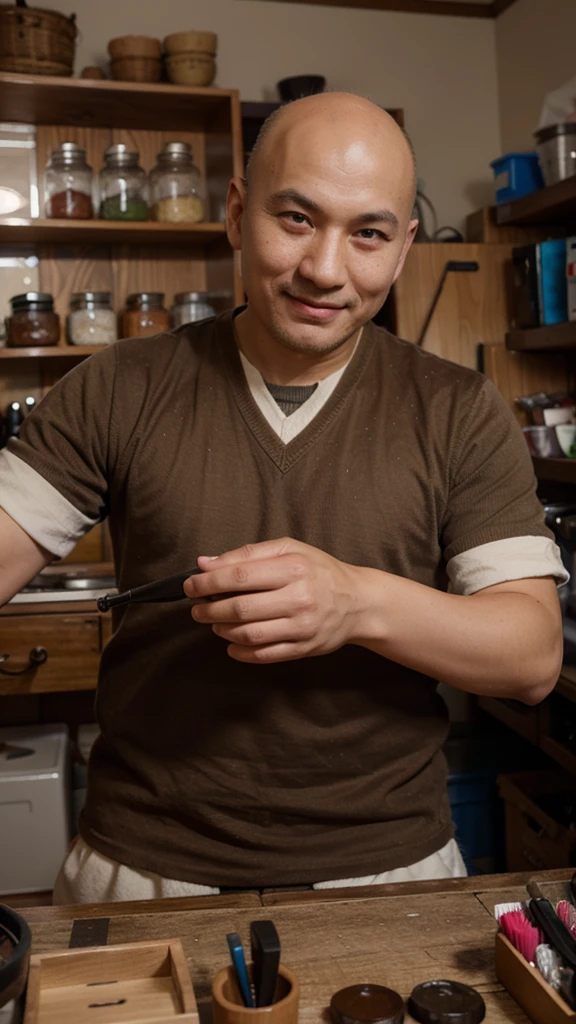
(350, 567, 563, 704)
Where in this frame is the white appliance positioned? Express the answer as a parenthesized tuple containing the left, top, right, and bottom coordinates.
(0, 724, 70, 894)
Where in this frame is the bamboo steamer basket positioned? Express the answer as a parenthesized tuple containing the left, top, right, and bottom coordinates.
(108, 35, 162, 59)
(165, 53, 216, 87)
(0, 4, 76, 71)
(163, 30, 217, 56)
(0, 54, 72, 75)
(110, 56, 162, 83)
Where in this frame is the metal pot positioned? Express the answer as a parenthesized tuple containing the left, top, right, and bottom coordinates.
(535, 123, 576, 187)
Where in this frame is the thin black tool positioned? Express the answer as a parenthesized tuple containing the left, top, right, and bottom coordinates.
(97, 568, 204, 613)
(529, 898, 576, 970)
(250, 920, 280, 1007)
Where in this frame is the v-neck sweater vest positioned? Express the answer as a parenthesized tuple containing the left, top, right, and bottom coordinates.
(8, 309, 552, 886)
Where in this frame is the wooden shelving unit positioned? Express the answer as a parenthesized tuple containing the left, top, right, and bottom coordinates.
(532, 456, 576, 484)
(0, 218, 227, 246)
(496, 173, 576, 226)
(506, 322, 576, 352)
(0, 345, 105, 359)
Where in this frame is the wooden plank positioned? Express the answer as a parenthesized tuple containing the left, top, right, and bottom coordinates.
(531, 456, 576, 485)
(394, 244, 513, 370)
(0, 346, 105, 359)
(24, 890, 531, 1024)
(465, 206, 566, 244)
(252, 0, 494, 16)
(0, 220, 227, 246)
(507, 323, 576, 352)
(0, 74, 237, 132)
(497, 175, 576, 227)
(20, 892, 262, 922)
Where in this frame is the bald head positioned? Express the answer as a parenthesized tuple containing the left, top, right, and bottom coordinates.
(246, 92, 417, 213)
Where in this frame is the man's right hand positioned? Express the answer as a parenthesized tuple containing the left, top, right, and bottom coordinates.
(0, 507, 52, 607)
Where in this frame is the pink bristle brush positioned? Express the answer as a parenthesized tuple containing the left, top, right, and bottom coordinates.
(495, 902, 542, 964)
(557, 901, 576, 940)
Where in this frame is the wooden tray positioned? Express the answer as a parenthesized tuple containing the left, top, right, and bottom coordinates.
(23, 938, 199, 1024)
(495, 932, 576, 1024)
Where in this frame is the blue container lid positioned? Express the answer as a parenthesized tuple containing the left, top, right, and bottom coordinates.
(490, 151, 539, 168)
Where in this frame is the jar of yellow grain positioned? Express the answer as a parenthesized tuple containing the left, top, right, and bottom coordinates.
(149, 142, 205, 223)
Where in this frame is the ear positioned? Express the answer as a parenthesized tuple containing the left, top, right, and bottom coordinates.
(391, 218, 419, 285)
(226, 176, 247, 252)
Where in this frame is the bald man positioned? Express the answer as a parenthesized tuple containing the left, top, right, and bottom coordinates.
(0, 94, 565, 904)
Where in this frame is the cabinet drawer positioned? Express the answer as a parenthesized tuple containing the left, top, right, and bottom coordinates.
(0, 614, 101, 694)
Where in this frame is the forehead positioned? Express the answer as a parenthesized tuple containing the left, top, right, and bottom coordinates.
(259, 121, 412, 214)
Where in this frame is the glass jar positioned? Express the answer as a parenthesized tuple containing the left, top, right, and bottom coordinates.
(6, 293, 60, 347)
(44, 142, 93, 220)
(170, 291, 216, 328)
(68, 292, 117, 345)
(122, 293, 170, 338)
(149, 142, 205, 223)
(99, 144, 149, 221)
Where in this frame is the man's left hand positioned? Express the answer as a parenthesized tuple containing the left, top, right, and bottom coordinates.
(184, 538, 366, 663)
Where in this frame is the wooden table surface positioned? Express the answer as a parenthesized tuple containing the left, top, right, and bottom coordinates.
(21, 869, 572, 1024)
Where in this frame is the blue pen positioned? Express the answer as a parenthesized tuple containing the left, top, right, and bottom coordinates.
(226, 931, 255, 1008)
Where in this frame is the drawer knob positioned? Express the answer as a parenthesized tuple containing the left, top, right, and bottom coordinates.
(0, 646, 48, 676)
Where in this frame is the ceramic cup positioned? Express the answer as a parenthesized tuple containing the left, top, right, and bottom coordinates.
(556, 424, 576, 457)
(522, 425, 563, 458)
(212, 964, 299, 1024)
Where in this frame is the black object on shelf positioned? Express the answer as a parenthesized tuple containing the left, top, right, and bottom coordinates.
(277, 76, 326, 102)
(416, 261, 479, 348)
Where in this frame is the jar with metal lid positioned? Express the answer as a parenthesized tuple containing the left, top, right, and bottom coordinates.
(6, 293, 60, 347)
(170, 291, 216, 328)
(149, 142, 205, 223)
(99, 144, 149, 221)
(121, 293, 170, 338)
(67, 292, 117, 345)
(44, 142, 94, 219)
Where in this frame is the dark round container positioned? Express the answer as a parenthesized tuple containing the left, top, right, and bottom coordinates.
(7, 292, 60, 347)
(0, 904, 32, 1009)
(330, 984, 404, 1024)
(277, 75, 326, 101)
(408, 980, 486, 1024)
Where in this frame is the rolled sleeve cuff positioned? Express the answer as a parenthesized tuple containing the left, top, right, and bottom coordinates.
(447, 536, 569, 596)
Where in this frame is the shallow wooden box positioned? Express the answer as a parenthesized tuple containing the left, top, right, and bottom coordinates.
(495, 932, 576, 1024)
(23, 938, 199, 1024)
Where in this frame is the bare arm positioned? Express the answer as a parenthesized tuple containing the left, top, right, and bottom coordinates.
(185, 539, 563, 705)
(0, 507, 52, 607)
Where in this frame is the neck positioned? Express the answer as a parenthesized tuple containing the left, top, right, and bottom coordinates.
(233, 306, 362, 385)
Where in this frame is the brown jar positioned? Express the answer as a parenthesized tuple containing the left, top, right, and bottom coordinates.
(121, 293, 170, 338)
(6, 293, 60, 347)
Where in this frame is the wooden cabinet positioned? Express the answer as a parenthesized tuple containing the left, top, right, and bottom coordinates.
(0, 609, 106, 695)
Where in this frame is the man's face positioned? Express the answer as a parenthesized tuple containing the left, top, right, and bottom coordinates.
(230, 130, 417, 356)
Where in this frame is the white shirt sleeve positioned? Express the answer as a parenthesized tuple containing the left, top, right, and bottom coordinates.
(0, 449, 97, 558)
(446, 536, 569, 596)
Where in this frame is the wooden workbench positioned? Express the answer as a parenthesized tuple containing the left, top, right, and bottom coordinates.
(20, 870, 573, 1024)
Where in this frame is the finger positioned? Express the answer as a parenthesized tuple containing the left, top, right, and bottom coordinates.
(226, 642, 308, 664)
(212, 618, 301, 646)
(184, 553, 305, 600)
(192, 587, 304, 624)
(196, 537, 300, 571)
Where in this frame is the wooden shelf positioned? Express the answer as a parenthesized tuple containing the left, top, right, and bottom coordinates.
(0, 345, 106, 359)
(506, 322, 576, 352)
(496, 174, 576, 226)
(0, 218, 227, 246)
(532, 456, 576, 484)
(0, 73, 238, 132)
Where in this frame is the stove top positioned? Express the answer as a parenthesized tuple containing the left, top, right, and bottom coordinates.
(10, 574, 117, 606)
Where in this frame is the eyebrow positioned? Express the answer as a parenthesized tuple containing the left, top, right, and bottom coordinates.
(267, 188, 399, 232)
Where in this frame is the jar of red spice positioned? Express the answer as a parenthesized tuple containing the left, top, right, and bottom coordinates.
(44, 142, 94, 219)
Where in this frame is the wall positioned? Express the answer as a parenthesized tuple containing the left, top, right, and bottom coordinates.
(31, 0, 500, 233)
(496, 0, 576, 153)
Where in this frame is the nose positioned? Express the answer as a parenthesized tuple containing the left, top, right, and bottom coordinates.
(297, 229, 348, 292)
